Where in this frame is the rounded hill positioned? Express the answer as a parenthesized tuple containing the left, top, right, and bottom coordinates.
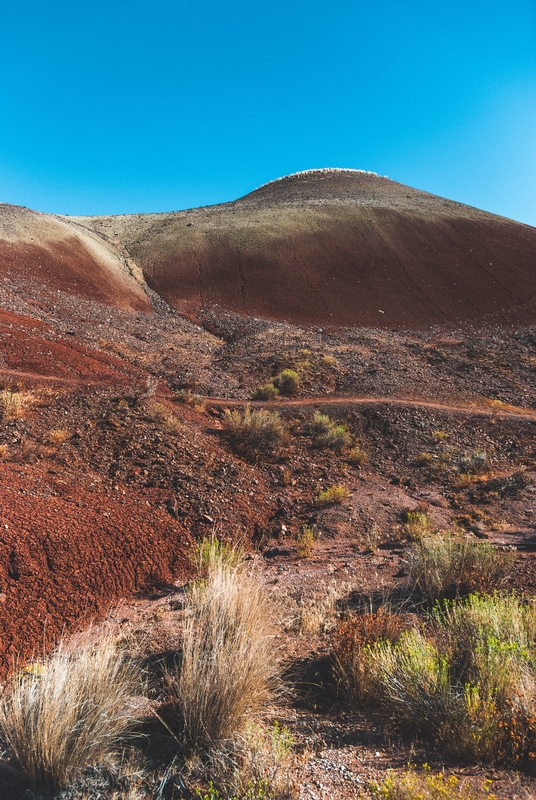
(85, 169, 536, 329)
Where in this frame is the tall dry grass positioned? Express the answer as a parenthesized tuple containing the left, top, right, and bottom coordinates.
(176, 548, 278, 751)
(0, 633, 143, 790)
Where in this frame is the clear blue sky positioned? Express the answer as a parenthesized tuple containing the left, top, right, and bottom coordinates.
(0, 1, 535, 224)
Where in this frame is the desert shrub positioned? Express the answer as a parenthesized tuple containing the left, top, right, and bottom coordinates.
(252, 382, 279, 401)
(191, 537, 245, 577)
(333, 608, 406, 703)
(296, 525, 316, 558)
(298, 585, 342, 635)
(147, 401, 182, 431)
(174, 390, 206, 411)
(310, 412, 350, 452)
(317, 484, 350, 506)
(45, 428, 69, 446)
(224, 407, 288, 457)
(0, 633, 142, 790)
(409, 532, 516, 601)
(194, 722, 297, 799)
(415, 452, 434, 467)
(341, 593, 536, 764)
(457, 449, 488, 474)
(430, 593, 536, 762)
(0, 389, 32, 420)
(174, 552, 278, 750)
(369, 765, 497, 800)
(402, 511, 433, 540)
(347, 445, 367, 466)
(273, 369, 300, 396)
(368, 630, 454, 740)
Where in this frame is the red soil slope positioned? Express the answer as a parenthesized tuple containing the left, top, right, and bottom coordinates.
(0, 204, 152, 312)
(0, 309, 146, 385)
(86, 169, 536, 329)
(0, 461, 191, 676)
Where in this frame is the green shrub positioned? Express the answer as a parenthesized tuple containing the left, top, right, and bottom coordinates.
(252, 382, 279, 401)
(338, 592, 536, 764)
(369, 765, 497, 800)
(224, 407, 288, 457)
(409, 532, 516, 601)
(296, 526, 316, 558)
(347, 445, 367, 465)
(402, 511, 433, 540)
(317, 485, 350, 506)
(310, 412, 351, 453)
(273, 369, 300, 396)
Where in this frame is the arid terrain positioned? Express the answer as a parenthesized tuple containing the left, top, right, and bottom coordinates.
(1, 169, 536, 798)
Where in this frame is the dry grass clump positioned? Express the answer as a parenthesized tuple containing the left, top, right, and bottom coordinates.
(190, 536, 245, 576)
(402, 511, 433, 540)
(296, 525, 316, 558)
(224, 406, 288, 457)
(297, 585, 343, 635)
(0, 633, 143, 790)
(317, 484, 350, 506)
(174, 389, 206, 411)
(310, 411, 351, 452)
(46, 428, 69, 446)
(335, 592, 536, 765)
(273, 369, 300, 396)
(369, 765, 497, 800)
(147, 401, 182, 431)
(174, 544, 278, 751)
(0, 389, 34, 420)
(409, 532, 516, 601)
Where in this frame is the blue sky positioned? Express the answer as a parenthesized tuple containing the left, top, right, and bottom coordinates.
(0, 1, 535, 224)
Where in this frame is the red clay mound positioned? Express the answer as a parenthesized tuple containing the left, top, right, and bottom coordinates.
(86, 169, 536, 329)
(0, 309, 146, 385)
(0, 204, 152, 312)
(0, 462, 192, 678)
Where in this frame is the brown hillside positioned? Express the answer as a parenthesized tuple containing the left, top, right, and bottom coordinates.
(81, 169, 536, 329)
(0, 204, 152, 312)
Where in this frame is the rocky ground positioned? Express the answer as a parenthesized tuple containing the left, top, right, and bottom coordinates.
(1, 268, 536, 795)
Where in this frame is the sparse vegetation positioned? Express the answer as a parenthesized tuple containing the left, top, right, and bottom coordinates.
(336, 592, 536, 764)
(147, 401, 182, 431)
(224, 406, 288, 457)
(402, 511, 433, 540)
(0, 633, 142, 790)
(174, 389, 206, 411)
(252, 382, 279, 401)
(172, 542, 279, 750)
(310, 411, 351, 452)
(46, 428, 69, 446)
(317, 484, 350, 506)
(0, 389, 33, 420)
(273, 369, 300, 396)
(369, 765, 497, 800)
(347, 445, 367, 465)
(296, 525, 316, 558)
(409, 532, 516, 601)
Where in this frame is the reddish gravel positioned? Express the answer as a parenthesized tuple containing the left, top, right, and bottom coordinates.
(0, 308, 148, 385)
(0, 461, 192, 678)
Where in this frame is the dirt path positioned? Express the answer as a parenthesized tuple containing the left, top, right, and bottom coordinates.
(205, 394, 536, 421)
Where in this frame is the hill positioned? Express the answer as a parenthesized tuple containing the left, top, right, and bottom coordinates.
(77, 168, 536, 329)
